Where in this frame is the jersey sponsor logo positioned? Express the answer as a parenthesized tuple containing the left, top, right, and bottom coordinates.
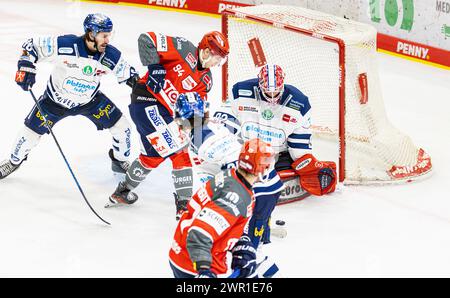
(182, 75, 198, 91)
(62, 77, 97, 96)
(101, 56, 116, 69)
(35, 110, 54, 128)
(145, 106, 165, 128)
(287, 100, 304, 111)
(201, 74, 212, 91)
(156, 33, 168, 52)
(261, 109, 274, 120)
(58, 47, 74, 54)
(162, 129, 176, 149)
(282, 114, 297, 123)
(238, 89, 253, 97)
(92, 104, 115, 119)
(83, 65, 94, 76)
(147, 134, 169, 156)
(160, 79, 179, 106)
(197, 207, 230, 235)
(204, 137, 237, 161)
(185, 52, 197, 69)
(242, 122, 286, 146)
(63, 60, 79, 69)
(238, 106, 258, 113)
(95, 69, 107, 77)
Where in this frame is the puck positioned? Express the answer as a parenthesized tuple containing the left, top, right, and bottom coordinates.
(275, 220, 285, 226)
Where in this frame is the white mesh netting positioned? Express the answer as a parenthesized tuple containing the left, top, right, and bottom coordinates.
(224, 5, 432, 184)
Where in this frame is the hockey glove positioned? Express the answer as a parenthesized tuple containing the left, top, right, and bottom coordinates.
(146, 63, 166, 94)
(15, 60, 36, 91)
(231, 235, 257, 278)
(292, 153, 337, 196)
(194, 261, 217, 278)
(125, 67, 140, 88)
(176, 92, 205, 120)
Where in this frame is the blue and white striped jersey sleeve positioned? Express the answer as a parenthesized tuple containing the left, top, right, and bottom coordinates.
(287, 110, 313, 160)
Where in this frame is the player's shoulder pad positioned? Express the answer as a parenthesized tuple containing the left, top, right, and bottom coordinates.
(210, 169, 253, 218)
(232, 78, 258, 100)
(100, 44, 122, 70)
(284, 84, 311, 116)
(56, 35, 79, 56)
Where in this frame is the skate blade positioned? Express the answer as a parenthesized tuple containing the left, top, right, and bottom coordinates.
(104, 198, 132, 209)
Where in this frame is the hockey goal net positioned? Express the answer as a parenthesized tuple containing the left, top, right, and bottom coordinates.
(222, 5, 432, 184)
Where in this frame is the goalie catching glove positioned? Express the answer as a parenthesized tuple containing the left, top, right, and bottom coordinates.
(291, 154, 337, 196)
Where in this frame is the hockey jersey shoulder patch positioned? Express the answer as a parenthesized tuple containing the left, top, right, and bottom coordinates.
(56, 35, 78, 56)
(200, 71, 213, 92)
(232, 78, 258, 100)
(100, 45, 122, 70)
(284, 84, 311, 116)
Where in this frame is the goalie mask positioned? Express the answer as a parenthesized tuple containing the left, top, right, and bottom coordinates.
(258, 64, 286, 105)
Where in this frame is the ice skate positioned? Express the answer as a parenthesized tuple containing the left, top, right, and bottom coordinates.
(109, 149, 130, 174)
(106, 181, 138, 208)
(0, 159, 23, 180)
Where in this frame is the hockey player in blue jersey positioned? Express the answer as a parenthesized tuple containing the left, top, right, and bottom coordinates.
(190, 64, 337, 277)
(0, 13, 139, 179)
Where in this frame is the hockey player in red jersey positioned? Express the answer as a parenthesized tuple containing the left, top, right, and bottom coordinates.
(107, 31, 229, 217)
(169, 138, 275, 278)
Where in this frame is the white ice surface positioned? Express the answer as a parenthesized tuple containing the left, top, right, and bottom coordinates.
(0, 0, 449, 277)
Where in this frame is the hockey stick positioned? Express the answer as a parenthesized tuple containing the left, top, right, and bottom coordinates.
(29, 89, 111, 225)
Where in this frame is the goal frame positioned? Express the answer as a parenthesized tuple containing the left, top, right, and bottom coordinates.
(222, 8, 347, 182)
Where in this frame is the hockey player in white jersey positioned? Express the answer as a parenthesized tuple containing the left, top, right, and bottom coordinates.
(0, 13, 139, 179)
(191, 64, 337, 277)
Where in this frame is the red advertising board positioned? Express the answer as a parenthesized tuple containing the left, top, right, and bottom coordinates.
(99, 0, 249, 14)
(89, 0, 449, 69)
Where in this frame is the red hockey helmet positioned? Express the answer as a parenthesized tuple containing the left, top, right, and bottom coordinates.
(258, 64, 286, 104)
(238, 138, 275, 177)
(199, 31, 229, 58)
(198, 31, 229, 68)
